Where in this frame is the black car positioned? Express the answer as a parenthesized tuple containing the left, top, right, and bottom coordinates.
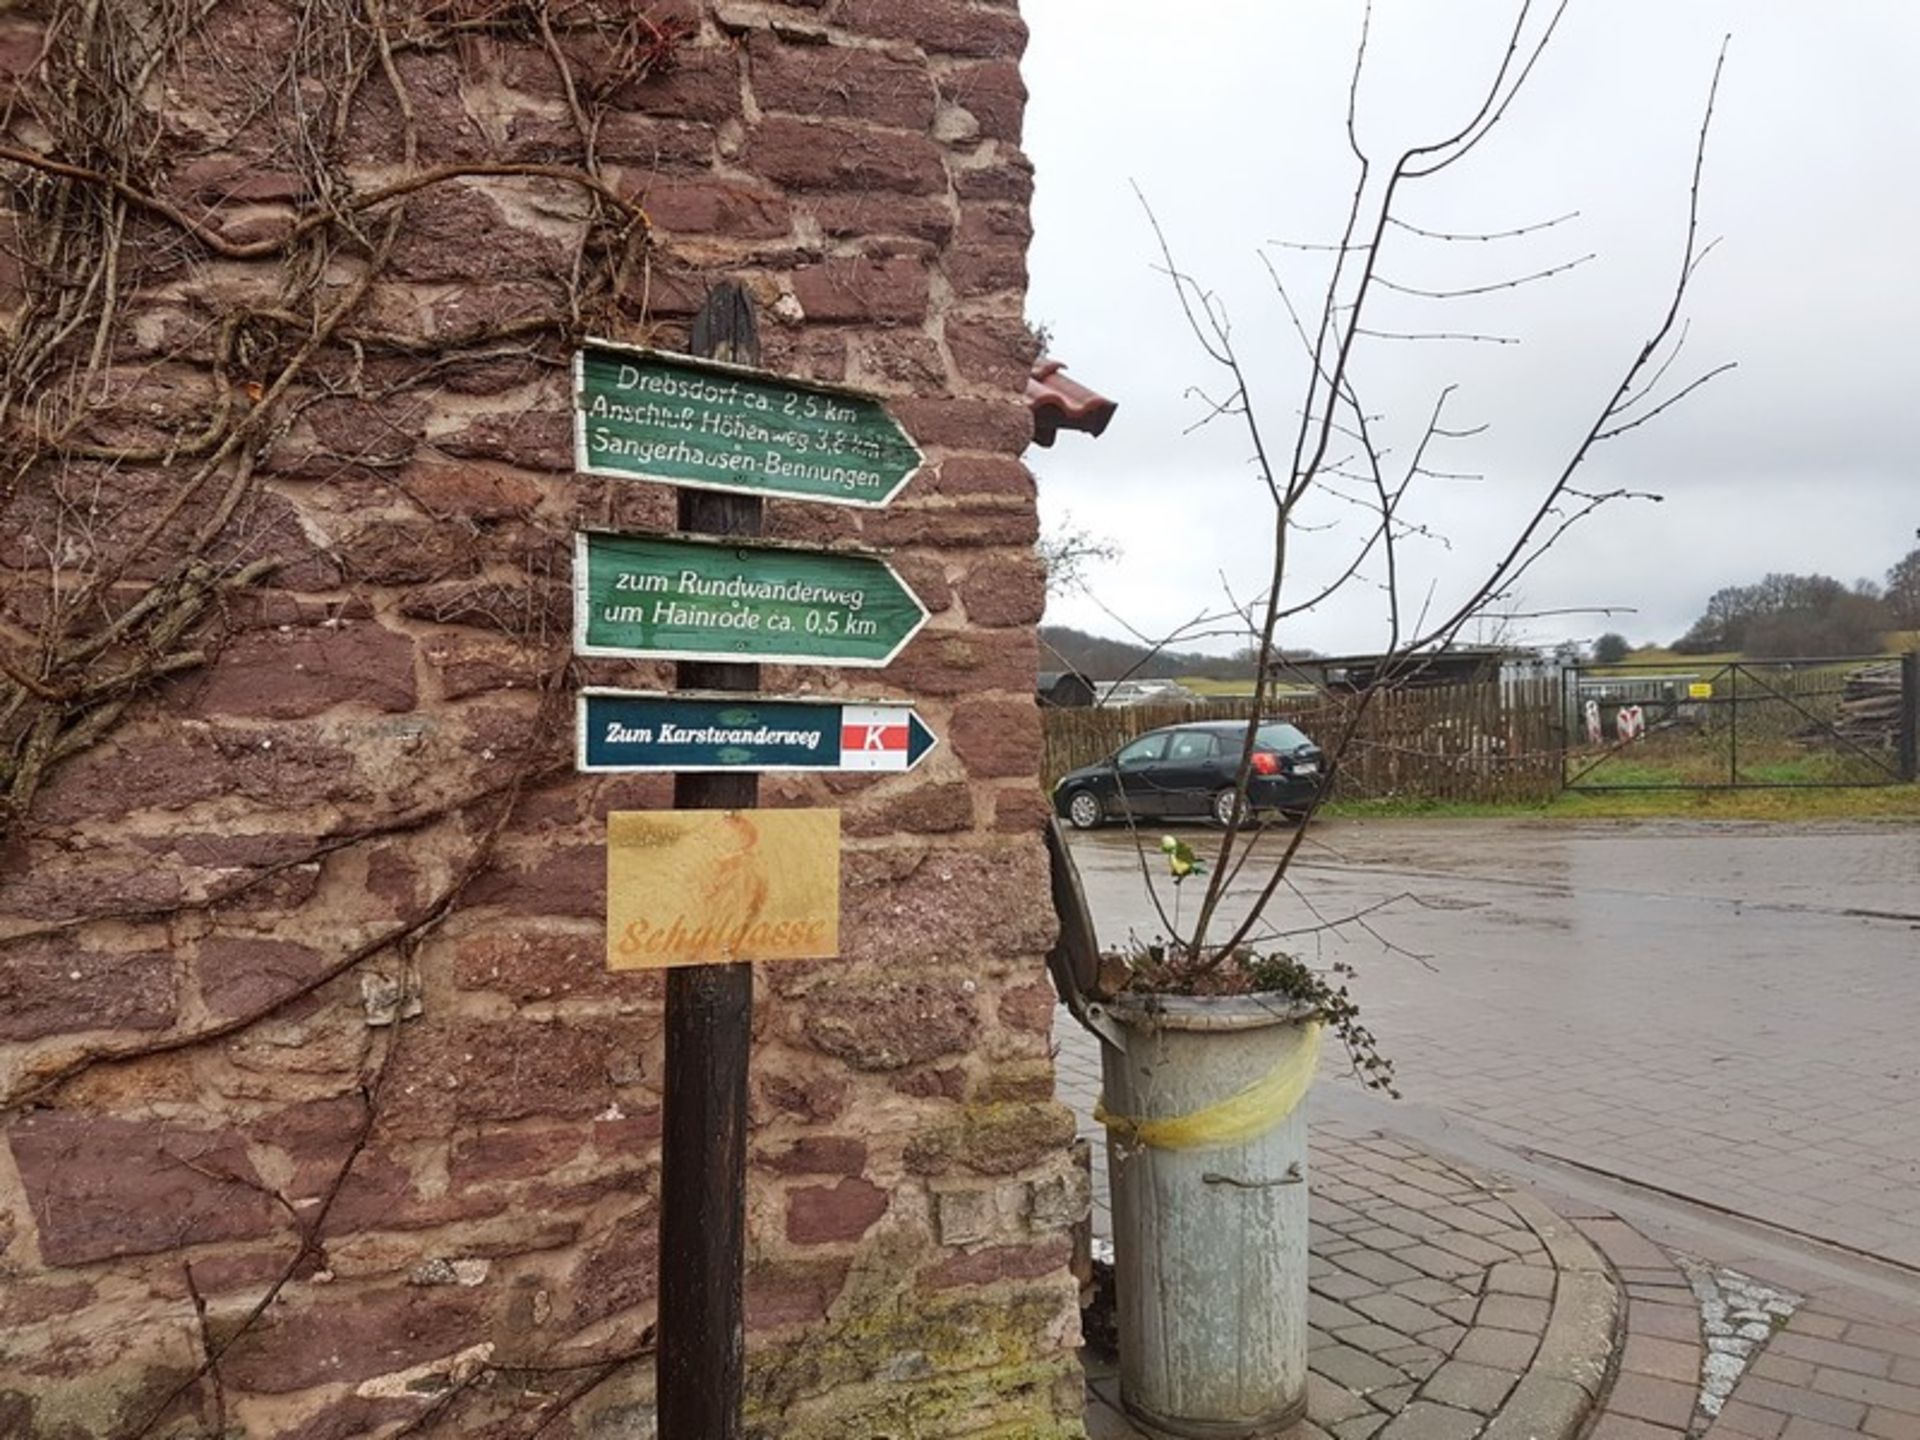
(1051, 720, 1327, 830)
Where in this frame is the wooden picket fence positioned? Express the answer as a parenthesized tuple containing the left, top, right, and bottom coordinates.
(1041, 677, 1563, 804)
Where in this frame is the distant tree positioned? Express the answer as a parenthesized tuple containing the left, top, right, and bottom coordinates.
(1888, 545, 1920, 628)
(1743, 594, 1886, 657)
(1672, 572, 1884, 655)
(1591, 632, 1631, 663)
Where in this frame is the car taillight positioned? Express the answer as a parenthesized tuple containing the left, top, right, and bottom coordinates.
(1250, 751, 1280, 776)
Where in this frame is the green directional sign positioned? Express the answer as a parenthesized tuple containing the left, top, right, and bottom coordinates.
(579, 690, 937, 774)
(572, 532, 927, 667)
(572, 341, 924, 508)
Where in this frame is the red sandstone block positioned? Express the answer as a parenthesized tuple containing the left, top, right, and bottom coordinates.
(610, 40, 742, 120)
(880, 625, 1039, 697)
(751, 114, 946, 195)
(747, 1257, 851, 1331)
(997, 979, 1057, 1034)
(949, 696, 1040, 778)
(757, 1068, 852, 1124)
(570, 1207, 661, 1326)
(787, 1177, 891, 1244)
(805, 192, 955, 245)
(400, 460, 545, 528)
(322, 1149, 513, 1236)
(460, 841, 604, 918)
(0, 936, 175, 1041)
(757, 324, 854, 384)
(186, 622, 417, 720)
(992, 785, 1053, 836)
(791, 253, 932, 323)
(334, 516, 481, 586)
(197, 936, 334, 1021)
(801, 970, 982, 1071)
(749, 32, 937, 130)
(946, 310, 1039, 389)
(217, 1284, 493, 1394)
(891, 395, 1033, 453)
(955, 153, 1034, 204)
(8, 1111, 279, 1265)
(385, 184, 571, 284)
(450, 1127, 589, 1187)
(926, 1235, 1071, 1289)
(930, 455, 1034, 500)
(499, 31, 737, 123)
(959, 553, 1046, 627)
(0, 1280, 95, 1329)
(432, 408, 575, 472)
(845, 330, 950, 391)
(756, 1135, 870, 1177)
(378, 1018, 633, 1135)
(939, 58, 1026, 142)
(843, 780, 975, 837)
(450, 929, 635, 1004)
(889, 551, 955, 613)
(831, 0, 1029, 59)
(343, 49, 488, 163)
(865, 503, 1039, 551)
(628, 174, 792, 238)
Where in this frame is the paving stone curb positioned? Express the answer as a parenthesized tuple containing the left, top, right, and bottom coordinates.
(1443, 1186, 1623, 1440)
(1502, 1190, 1624, 1404)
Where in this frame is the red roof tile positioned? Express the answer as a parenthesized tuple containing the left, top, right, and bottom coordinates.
(1026, 360, 1116, 447)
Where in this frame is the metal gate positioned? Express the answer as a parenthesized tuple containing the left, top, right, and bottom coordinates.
(1562, 653, 1919, 791)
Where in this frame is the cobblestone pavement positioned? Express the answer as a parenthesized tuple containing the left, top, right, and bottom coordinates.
(1559, 1190, 1920, 1440)
(1059, 1006, 1920, 1440)
(1066, 820, 1920, 1267)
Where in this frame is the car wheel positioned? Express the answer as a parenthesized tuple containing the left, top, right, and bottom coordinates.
(1066, 790, 1105, 830)
(1210, 787, 1254, 828)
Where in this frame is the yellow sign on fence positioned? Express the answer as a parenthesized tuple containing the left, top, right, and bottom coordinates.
(1688, 682, 1714, 699)
(606, 809, 840, 970)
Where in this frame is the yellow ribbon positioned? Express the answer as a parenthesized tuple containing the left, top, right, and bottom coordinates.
(1094, 1021, 1323, 1151)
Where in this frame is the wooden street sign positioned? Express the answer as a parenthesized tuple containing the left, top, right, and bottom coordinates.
(574, 341, 924, 508)
(578, 689, 937, 774)
(606, 809, 839, 970)
(572, 531, 927, 667)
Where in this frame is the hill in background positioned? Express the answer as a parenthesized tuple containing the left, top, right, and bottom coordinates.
(1039, 625, 1317, 681)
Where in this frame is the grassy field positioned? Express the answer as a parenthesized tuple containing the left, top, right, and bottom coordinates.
(1324, 784, 1920, 823)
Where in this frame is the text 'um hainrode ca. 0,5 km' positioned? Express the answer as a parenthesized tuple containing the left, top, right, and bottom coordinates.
(571, 531, 928, 668)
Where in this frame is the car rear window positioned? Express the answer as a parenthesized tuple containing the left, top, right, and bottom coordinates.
(1256, 723, 1310, 751)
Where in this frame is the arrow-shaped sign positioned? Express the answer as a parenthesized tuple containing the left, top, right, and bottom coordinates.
(573, 531, 927, 667)
(579, 690, 938, 774)
(573, 341, 924, 508)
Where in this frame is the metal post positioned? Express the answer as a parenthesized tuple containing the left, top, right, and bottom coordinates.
(656, 282, 761, 1440)
(1728, 663, 1740, 786)
(1901, 651, 1919, 783)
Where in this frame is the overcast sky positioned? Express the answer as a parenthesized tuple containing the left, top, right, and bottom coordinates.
(1021, 1, 1920, 658)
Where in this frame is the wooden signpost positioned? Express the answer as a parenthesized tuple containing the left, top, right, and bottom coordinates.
(570, 285, 933, 1439)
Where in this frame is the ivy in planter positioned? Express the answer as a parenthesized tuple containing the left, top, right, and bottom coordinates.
(1096, 836, 1400, 1100)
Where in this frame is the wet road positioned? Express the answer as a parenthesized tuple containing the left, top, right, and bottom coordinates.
(1066, 819, 1920, 1267)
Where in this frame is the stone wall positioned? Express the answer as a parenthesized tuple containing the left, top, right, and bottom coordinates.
(0, 2, 1085, 1435)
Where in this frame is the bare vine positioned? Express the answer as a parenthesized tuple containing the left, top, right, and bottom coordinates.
(0, 0, 690, 1430)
